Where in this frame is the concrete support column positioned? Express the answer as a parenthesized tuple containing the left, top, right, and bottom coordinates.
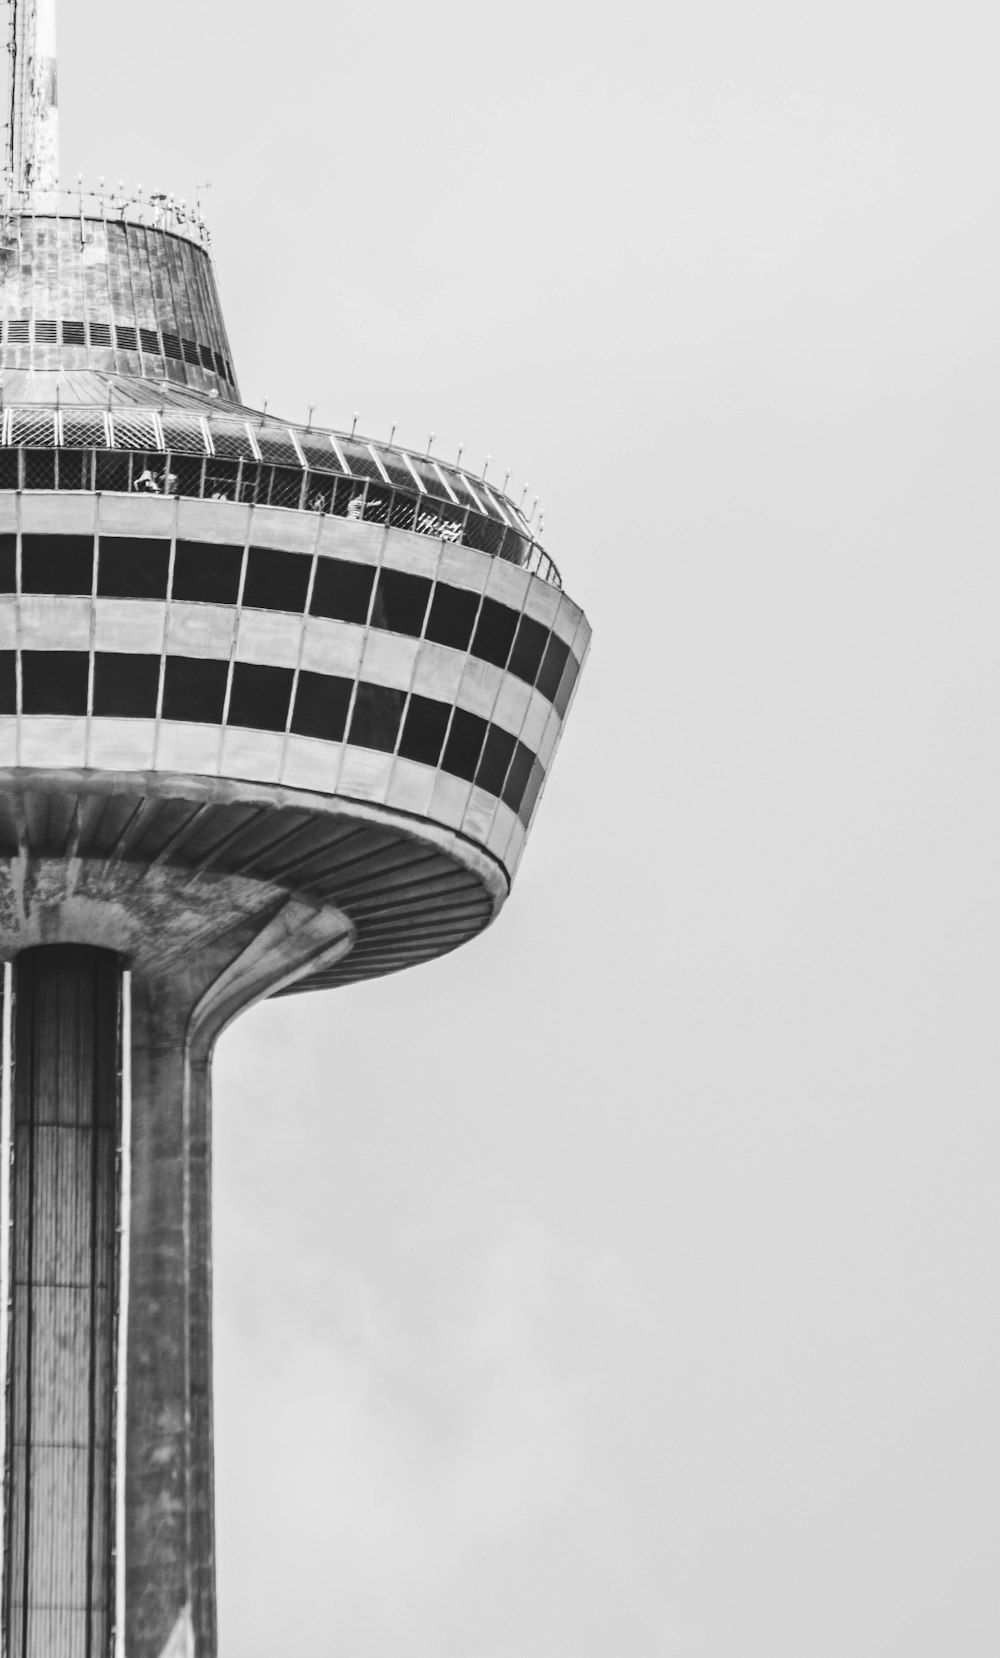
(126, 980, 216, 1658)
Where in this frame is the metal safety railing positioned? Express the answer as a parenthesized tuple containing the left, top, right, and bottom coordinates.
(0, 403, 561, 586)
(0, 184, 212, 247)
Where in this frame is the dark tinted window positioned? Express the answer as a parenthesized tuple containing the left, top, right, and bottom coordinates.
(97, 537, 170, 600)
(21, 534, 94, 595)
(502, 740, 535, 813)
(0, 535, 15, 594)
(171, 541, 243, 605)
(424, 584, 479, 652)
(161, 655, 228, 724)
(0, 650, 15, 713)
(22, 651, 89, 714)
(537, 633, 571, 703)
(442, 708, 487, 782)
(310, 558, 374, 625)
(0, 454, 18, 490)
(227, 662, 294, 732)
(242, 547, 312, 614)
(518, 757, 546, 825)
(291, 670, 353, 742)
(476, 725, 517, 797)
(348, 682, 404, 753)
(471, 598, 517, 669)
(553, 652, 581, 718)
(92, 653, 161, 717)
(397, 694, 450, 767)
(507, 615, 549, 685)
(370, 569, 431, 637)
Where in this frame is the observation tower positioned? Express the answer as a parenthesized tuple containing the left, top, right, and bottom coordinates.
(0, 4, 590, 1656)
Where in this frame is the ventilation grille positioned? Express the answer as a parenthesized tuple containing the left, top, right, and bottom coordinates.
(0, 318, 235, 385)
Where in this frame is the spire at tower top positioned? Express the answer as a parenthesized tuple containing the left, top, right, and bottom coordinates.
(9, 0, 59, 194)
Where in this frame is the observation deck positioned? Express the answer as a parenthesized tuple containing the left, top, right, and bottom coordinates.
(0, 381, 586, 989)
(0, 198, 585, 996)
(0, 384, 560, 585)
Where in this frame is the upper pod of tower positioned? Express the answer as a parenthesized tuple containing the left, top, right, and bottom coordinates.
(0, 0, 589, 995)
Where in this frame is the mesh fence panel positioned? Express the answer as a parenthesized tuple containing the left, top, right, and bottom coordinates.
(11, 411, 56, 447)
(57, 451, 92, 491)
(299, 434, 346, 475)
(204, 461, 240, 502)
(304, 474, 337, 513)
(22, 449, 57, 489)
(463, 513, 506, 557)
(268, 467, 305, 510)
(62, 413, 108, 448)
(160, 415, 207, 456)
(256, 429, 301, 468)
(208, 421, 255, 461)
(110, 413, 158, 451)
(362, 484, 392, 525)
(95, 452, 132, 493)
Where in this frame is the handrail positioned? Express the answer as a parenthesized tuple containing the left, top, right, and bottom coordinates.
(0, 430, 562, 587)
(0, 401, 553, 573)
(0, 185, 212, 248)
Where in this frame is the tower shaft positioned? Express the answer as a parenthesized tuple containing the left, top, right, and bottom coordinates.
(9, 0, 59, 194)
(5, 948, 120, 1658)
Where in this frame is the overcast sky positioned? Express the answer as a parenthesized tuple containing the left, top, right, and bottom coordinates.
(61, 1, 1000, 1653)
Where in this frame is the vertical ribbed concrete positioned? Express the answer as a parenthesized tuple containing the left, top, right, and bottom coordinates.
(125, 980, 216, 1658)
(0, 217, 239, 398)
(4, 947, 121, 1658)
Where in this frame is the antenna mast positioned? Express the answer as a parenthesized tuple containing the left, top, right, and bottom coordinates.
(8, 0, 59, 194)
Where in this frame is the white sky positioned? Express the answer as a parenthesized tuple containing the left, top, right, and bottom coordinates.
(60, 1, 1000, 1652)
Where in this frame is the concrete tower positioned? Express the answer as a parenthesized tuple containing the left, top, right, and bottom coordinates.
(0, 7, 590, 1657)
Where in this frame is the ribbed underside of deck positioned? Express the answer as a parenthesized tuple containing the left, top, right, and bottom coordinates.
(0, 778, 502, 993)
